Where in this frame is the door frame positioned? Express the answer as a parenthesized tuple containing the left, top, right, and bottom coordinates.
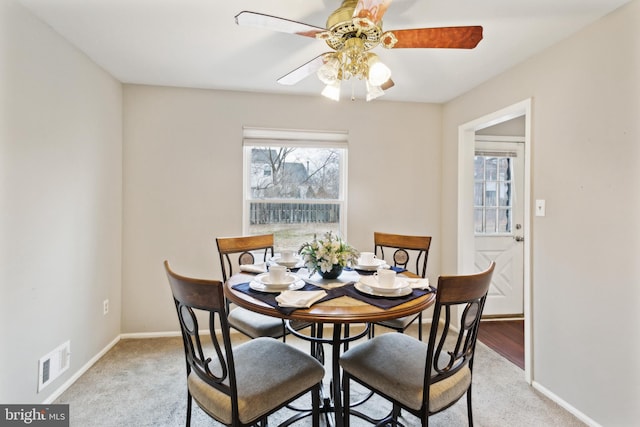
(457, 98, 532, 383)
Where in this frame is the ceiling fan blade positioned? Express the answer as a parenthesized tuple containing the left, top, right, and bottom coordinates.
(352, 0, 393, 25)
(390, 26, 483, 49)
(277, 54, 330, 85)
(235, 11, 326, 38)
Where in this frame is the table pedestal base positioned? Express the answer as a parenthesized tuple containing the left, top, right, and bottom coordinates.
(285, 321, 370, 427)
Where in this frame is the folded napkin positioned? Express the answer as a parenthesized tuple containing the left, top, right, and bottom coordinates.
(398, 276, 429, 289)
(403, 277, 430, 289)
(275, 290, 327, 308)
(239, 263, 268, 274)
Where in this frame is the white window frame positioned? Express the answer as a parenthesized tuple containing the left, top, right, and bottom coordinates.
(242, 127, 349, 247)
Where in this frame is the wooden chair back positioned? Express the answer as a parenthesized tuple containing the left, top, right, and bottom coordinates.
(163, 261, 239, 423)
(216, 234, 274, 281)
(374, 232, 432, 277)
(424, 262, 496, 411)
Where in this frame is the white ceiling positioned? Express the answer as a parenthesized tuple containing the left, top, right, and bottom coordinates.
(17, 0, 631, 103)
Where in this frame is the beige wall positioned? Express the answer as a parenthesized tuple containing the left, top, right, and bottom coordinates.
(1, 0, 122, 403)
(443, 1, 640, 424)
(5, 0, 639, 423)
(122, 86, 443, 333)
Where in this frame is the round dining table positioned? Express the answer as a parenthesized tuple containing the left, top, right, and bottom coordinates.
(224, 270, 436, 427)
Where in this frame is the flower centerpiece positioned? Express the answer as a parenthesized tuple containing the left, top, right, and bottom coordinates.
(299, 231, 359, 279)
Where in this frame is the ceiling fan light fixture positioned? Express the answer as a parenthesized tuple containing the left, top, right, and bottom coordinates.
(321, 80, 341, 101)
(367, 54, 391, 86)
(317, 56, 341, 84)
(365, 80, 385, 102)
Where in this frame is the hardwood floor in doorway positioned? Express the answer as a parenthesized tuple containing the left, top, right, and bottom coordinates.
(478, 319, 524, 369)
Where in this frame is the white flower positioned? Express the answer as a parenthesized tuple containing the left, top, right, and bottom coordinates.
(299, 231, 359, 276)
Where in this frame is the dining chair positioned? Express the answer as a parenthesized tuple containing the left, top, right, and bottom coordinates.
(340, 261, 495, 427)
(216, 234, 308, 341)
(370, 232, 432, 340)
(164, 261, 324, 427)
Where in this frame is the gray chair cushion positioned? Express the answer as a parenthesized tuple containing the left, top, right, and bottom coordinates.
(188, 337, 324, 425)
(377, 314, 420, 330)
(340, 333, 471, 412)
(228, 307, 285, 338)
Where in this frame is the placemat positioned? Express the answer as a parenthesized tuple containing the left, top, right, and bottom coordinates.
(341, 283, 435, 310)
(232, 282, 345, 315)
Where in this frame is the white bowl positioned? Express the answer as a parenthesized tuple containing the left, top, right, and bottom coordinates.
(359, 276, 408, 293)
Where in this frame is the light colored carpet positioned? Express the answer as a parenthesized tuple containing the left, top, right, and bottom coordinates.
(55, 324, 584, 426)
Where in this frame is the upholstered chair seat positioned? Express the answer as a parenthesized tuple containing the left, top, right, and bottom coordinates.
(227, 309, 286, 339)
(188, 337, 324, 425)
(340, 333, 471, 412)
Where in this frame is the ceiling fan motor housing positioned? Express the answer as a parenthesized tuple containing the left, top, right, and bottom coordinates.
(322, 0, 383, 51)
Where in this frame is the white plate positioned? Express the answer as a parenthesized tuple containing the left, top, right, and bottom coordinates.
(270, 256, 302, 268)
(255, 272, 298, 288)
(360, 276, 409, 293)
(353, 258, 387, 271)
(354, 282, 413, 298)
(250, 278, 306, 293)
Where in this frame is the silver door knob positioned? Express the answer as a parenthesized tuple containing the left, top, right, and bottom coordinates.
(514, 236, 524, 242)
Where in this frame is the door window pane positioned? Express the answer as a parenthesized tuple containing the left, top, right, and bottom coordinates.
(474, 154, 514, 235)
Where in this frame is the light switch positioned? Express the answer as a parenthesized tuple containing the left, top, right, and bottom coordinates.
(536, 199, 546, 217)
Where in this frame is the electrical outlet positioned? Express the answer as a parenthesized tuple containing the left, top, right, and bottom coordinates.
(103, 299, 109, 315)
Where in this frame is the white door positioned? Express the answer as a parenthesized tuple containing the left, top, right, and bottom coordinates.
(474, 140, 524, 316)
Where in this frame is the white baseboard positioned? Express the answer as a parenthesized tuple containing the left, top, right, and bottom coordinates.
(43, 335, 121, 404)
(120, 331, 182, 339)
(532, 381, 600, 427)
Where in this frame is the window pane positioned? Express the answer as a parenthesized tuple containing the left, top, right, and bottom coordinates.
(498, 208, 511, 233)
(485, 182, 497, 207)
(485, 208, 497, 233)
(474, 157, 484, 179)
(499, 182, 511, 207)
(498, 157, 511, 179)
(485, 157, 498, 180)
(250, 147, 341, 200)
(474, 182, 484, 206)
(248, 203, 340, 249)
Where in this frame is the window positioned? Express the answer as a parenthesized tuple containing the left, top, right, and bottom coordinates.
(474, 150, 516, 234)
(243, 127, 348, 250)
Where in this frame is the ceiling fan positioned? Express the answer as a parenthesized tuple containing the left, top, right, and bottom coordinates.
(235, 0, 483, 101)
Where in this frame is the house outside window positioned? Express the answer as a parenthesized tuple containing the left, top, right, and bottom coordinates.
(243, 127, 348, 250)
